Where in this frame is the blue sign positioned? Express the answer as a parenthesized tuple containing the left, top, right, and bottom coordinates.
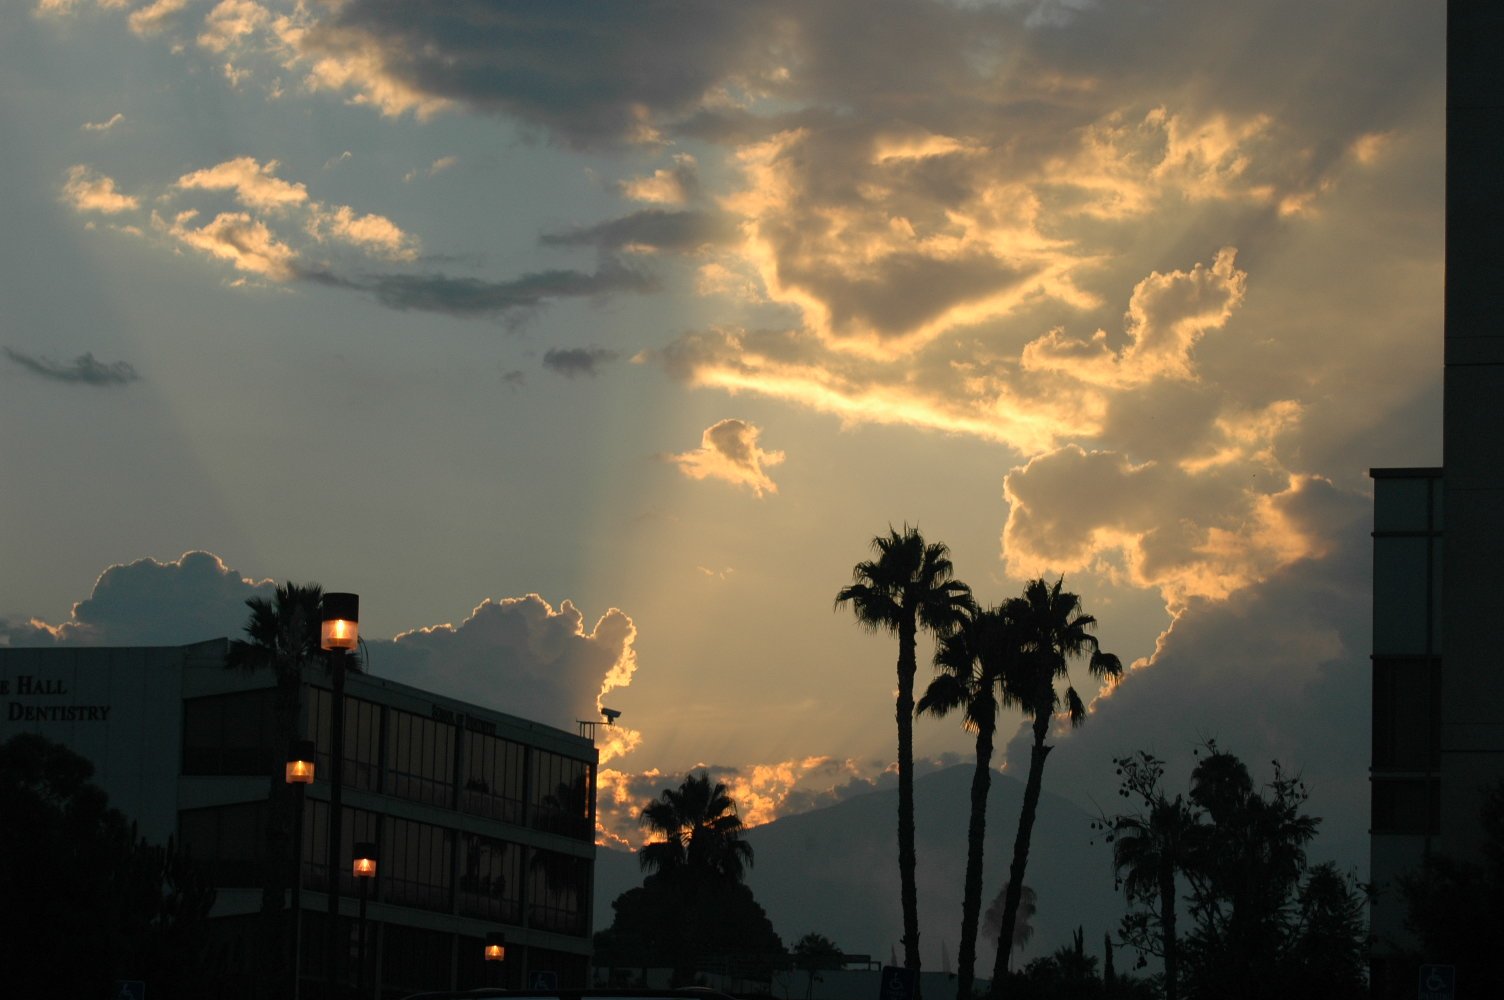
(115, 982, 146, 1000)
(530, 971, 559, 989)
(878, 965, 916, 1000)
(1418, 964, 1455, 1000)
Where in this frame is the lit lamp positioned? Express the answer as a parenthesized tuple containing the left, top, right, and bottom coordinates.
(353, 841, 378, 997)
(485, 931, 507, 986)
(286, 739, 316, 1000)
(321, 592, 360, 651)
(286, 739, 316, 785)
(321, 591, 359, 999)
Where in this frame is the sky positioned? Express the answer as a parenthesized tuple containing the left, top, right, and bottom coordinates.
(1, 0, 1445, 921)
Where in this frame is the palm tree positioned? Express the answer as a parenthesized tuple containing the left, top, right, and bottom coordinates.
(836, 525, 973, 973)
(917, 602, 1021, 1000)
(989, 578, 1121, 993)
(223, 582, 328, 997)
(1106, 752, 1195, 1000)
(639, 771, 754, 883)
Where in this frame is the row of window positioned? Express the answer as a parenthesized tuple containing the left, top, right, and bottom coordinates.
(182, 688, 594, 840)
(179, 799, 591, 933)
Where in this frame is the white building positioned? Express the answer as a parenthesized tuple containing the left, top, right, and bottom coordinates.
(0, 638, 598, 997)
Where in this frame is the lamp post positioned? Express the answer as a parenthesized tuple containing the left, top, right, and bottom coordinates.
(484, 932, 507, 988)
(285, 739, 316, 1000)
(322, 592, 359, 999)
(353, 842, 378, 998)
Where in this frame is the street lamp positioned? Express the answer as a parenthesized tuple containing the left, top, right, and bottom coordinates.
(353, 841, 378, 997)
(285, 739, 316, 1000)
(322, 592, 358, 999)
(485, 932, 507, 988)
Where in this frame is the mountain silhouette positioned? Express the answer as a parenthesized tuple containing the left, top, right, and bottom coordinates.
(594, 764, 1126, 971)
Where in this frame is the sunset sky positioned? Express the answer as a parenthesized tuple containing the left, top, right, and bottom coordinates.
(1, 0, 1444, 916)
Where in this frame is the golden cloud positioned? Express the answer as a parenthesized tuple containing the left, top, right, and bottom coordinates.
(669, 418, 786, 497)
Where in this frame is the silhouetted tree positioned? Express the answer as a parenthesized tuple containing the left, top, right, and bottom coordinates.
(1398, 780, 1504, 1000)
(0, 733, 219, 997)
(1102, 744, 1363, 1000)
(632, 771, 764, 983)
(792, 932, 845, 999)
(990, 578, 1121, 993)
(224, 582, 337, 995)
(919, 601, 1020, 1000)
(1097, 752, 1195, 1000)
(984, 881, 1037, 959)
(837, 524, 972, 973)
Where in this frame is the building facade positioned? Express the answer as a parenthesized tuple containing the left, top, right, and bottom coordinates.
(0, 639, 598, 997)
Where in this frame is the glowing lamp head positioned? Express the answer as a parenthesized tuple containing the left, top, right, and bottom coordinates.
(321, 592, 360, 651)
(352, 842, 378, 878)
(285, 740, 316, 784)
(484, 932, 506, 962)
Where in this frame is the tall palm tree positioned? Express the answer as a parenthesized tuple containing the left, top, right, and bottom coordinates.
(224, 582, 327, 997)
(836, 526, 973, 973)
(917, 602, 1021, 1000)
(989, 578, 1121, 994)
(638, 771, 754, 883)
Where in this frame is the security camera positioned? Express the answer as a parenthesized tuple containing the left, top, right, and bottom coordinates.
(601, 707, 622, 724)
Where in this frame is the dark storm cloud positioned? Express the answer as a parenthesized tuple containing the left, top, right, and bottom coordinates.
(540, 209, 736, 252)
(4, 347, 140, 386)
(300, 258, 657, 319)
(312, 0, 775, 147)
(542, 347, 620, 378)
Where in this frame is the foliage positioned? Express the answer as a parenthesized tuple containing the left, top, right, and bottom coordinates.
(990, 578, 1121, 994)
(837, 524, 972, 972)
(792, 932, 845, 999)
(1397, 780, 1504, 999)
(0, 733, 219, 998)
(600, 771, 778, 985)
(1100, 744, 1366, 1000)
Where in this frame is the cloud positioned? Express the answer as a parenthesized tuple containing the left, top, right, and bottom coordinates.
(998, 482, 1374, 874)
(166, 209, 299, 279)
(198, 0, 272, 54)
(176, 157, 310, 213)
(377, 594, 640, 738)
(619, 154, 701, 204)
(60, 165, 138, 214)
(1, 552, 271, 647)
(128, 0, 190, 37)
(540, 208, 736, 254)
(404, 156, 458, 182)
(307, 204, 418, 261)
(3, 347, 141, 386)
(302, 258, 656, 319)
(542, 347, 620, 378)
(669, 418, 785, 497)
(81, 113, 124, 132)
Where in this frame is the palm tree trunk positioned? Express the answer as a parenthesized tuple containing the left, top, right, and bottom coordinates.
(989, 715, 1052, 996)
(955, 723, 995, 1000)
(896, 614, 922, 975)
(1159, 863, 1177, 1000)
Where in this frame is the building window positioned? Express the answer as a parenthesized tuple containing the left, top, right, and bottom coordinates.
(462, 730, 527, 824)
(530, 749, 592, 840)
(179, 801, 268, 887)
(386, 708, 456, 807)
(307, 688, 383, 791)
(386, 815, 453, 912)
(182, 690, 277, 775)
(457, 832, 524, 922)
(303, 800, 381, 896)
(1372, 657, 1441, 771)
(528, 848, 589, 934)
(1371, 776, 1440, 835)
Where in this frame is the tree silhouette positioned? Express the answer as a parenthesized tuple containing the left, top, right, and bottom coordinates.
(919, 601, 1020, 1000)
(1097, 752, 1195, 1000)
(639, 770, 754, 882)
(837, 525, 972, 973)
(989, 578, 1121, 993)
(792, 932, 845, 1000)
